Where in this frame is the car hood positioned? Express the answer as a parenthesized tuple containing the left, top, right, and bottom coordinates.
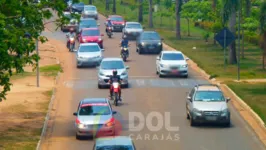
(77, 51, 101, 58)
(141, 40, 161, 44)
(125, 28, 143, 32)
(160, 60, 187, 66)
(99, 69, 126, 76)
(81, 36, 100, 40)
(112, 21, 125, 24)
(193, 101, 227, 111)
(78, 115, 112, 125)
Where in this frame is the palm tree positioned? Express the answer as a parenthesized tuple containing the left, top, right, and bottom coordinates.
(138, 0, 143, 22)
(175, 0, 182, 39)
(148, 0, 153, 28)
(259, 0, 266, 70)
(112, 0, 116, 13)
(245, 0, 251, 17)
(89, 0, 92, 4)
(106, 0, 110, 11)
(222, 0, 239, 64)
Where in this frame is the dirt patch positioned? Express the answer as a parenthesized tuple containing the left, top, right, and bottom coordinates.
(0, 39, 62, 149)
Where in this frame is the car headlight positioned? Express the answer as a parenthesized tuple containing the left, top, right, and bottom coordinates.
(221, 108, 228, 116)
(99, 72, 105, 76)
(181, 64, 188, 68)
(78, 123, 85, 128)
(141, 42, 145, 46)
(158, 42, 162, 45)
(193, 108, 202, 115)
(122, 23, 125, 26)
(121, 71, 127, 76)
(160, 64, 167, 68)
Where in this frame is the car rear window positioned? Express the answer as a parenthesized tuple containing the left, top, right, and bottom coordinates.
(79, 103, 111, 115)
(100, 60, 125, 69)
(96, 145, 134, 150)
(110, 17, 123, 21)
(141, 32, 160, 40)
(162, 53, 184, 60)
(126, 23, 141, 29)
(82, 29, 100, 36)
(80, 20, 97, 27)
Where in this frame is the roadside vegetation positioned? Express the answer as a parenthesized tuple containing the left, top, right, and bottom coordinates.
(85, 0, 266, 122)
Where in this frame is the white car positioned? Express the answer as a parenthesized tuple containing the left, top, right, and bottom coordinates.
(156, 51, 189, 78)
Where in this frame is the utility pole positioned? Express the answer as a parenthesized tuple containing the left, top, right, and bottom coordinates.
(237, 0, 241, 81)
(36, 39, 40, 87)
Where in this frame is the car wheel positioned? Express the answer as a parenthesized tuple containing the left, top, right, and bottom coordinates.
(124, 83, 129, 88)
(76, 134, 81, 140)
(159, 73, 163, 78)
(98, 84, 102, 89)
(186, 113, 190, 119)
(224, 116, 231, 127)
(183, 74, 188, 78)
(138, 49, 142, 55)
(190, 116, 196, 126)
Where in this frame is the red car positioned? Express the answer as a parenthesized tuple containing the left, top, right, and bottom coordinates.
(78, 28, 104, 48)
(106, 15, 126, 32)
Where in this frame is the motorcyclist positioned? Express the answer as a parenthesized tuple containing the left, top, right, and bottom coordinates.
(120, 35, 129, 56)
(66, 28, 76, 48)
(105, 19, 113, 33)
(109, 70, 122, 101)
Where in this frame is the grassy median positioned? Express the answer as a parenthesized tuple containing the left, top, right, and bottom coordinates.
(85, 0, 266, 123)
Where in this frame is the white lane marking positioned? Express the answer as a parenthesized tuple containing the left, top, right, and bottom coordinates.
(136, 79, 145, 86)
(65, 76, 158, 80)
(171, 81, 175, 86)
(200, 146, 209, 150)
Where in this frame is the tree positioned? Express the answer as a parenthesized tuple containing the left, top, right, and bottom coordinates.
(175, 0, 182, 39)
(89, 0, 93, 4)
(138, 0, 143, 22)
(259, 0, 266, 70)
(245, 0, 251, 17)
(148, 0, 153, 28)
(0, 0, 75, 101)
(112, 0, 116, 13)
(106, 0, 110, 10)
(222, 0, 239, 64)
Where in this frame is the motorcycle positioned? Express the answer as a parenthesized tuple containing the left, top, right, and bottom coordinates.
(106, 26, 113, 38)
(121, 46, 129, 62)
(111, 82, 120, 106)
(67, 35, 75, 52)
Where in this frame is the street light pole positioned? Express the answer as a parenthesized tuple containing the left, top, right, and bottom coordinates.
(36, 38, 40, 87)
(237, 0, 241, 81)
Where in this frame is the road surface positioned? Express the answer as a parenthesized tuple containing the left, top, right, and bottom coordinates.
(40, 14, 266, 150)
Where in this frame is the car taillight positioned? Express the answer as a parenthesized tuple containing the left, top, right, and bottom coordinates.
(105, 117, 115, 127)
(75, 118, 80, 124)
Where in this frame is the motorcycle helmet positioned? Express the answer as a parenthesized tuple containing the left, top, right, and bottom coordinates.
(123, 35, 127, 39)
(113, 70, 117, 76)
(69, 28, 74, 33)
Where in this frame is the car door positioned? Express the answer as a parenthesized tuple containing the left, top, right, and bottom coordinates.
(156, 52, 162, 71)
(186, 88, 195, 114)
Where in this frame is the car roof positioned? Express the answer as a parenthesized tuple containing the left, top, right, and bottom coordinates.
(85, 5, 96, 7)
(95, 136, 133, 146)
(81, 98, 108, 104)
(196, 85, 220, 91)
(82, 28, 99, 30)
(102, 57, 123, 61)
(79, 43, 99, 46)
(162, 51, 182, 54)
(109, 15, 122, 18)
(81, 18, 95, 21)
(126, 22, 140, 24)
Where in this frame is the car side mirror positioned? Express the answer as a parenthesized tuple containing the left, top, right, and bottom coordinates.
(156, 56, 160, 60)
(126, 66, 130, 69)
(73, 112, 77, 116)
(186, 58, 190, 61)
(112, 111, 117, 114)
(226, 97, 230, 102)
(187, 96, 192, 102)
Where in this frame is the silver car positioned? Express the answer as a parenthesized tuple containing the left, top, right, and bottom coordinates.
(73, 98, 117, 139)
(122, 22, 144, 40)
(97, 58, 129, 88)
(156, 51, 189, 78)
(186, 84, 231, 127)
(93, 136, 136, 150)
(82, 5, 98, 20)
(75, 43, 104, 68)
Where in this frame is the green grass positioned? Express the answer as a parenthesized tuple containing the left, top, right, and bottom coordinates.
(227, 82, 266, 123)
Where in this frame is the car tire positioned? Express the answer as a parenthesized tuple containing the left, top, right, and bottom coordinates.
(138, 49, 142, 55)
(124, 84, 129, 88)
(156, 69, 158, 75)
(159, 73, 163, 78)
(98, 84, 102, 89)
(183, 75, 188, 78)
(224, 116, 231, 127)
(76, 134, 81, 140)
(190, 117, 196, 126)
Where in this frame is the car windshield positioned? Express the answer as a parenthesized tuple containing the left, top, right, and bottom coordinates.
(79, 45, 100, 52)
(110, 17, 123, 21)
(84, 6, 96, 11)
(101, 61, 124, 69)
(64, 13, 71, 19)
(82, 29, 99, 36)
(74, 2, 84, 6)
(96, 145, 134, 150)
(79, 104, 111, 115)
(162, 53, 184, 60)
(126, 23, 141, 29)
(141, 32, 160, 40)
(80, 20, 97, 27)
(194, 91, 225, 102)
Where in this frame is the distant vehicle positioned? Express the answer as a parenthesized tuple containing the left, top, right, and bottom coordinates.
(136, 31, 163, 54)
(61, 11, 78, 32)
(106, 15, 126, 32)
(78, 28, 104, 48)
(93, 136, 136, 150)
(122, 22, 144, 40)
(186, 84, 231, 127)
(73, 98, 117, 139)
(71, 2, 85, 14)
(82, 5, 98, 20)
(65, 0, 72, 10)
(77, 18, 99, 34)
(97, 58, 129, 88)
(75, 43, 104, 68)
(156, 51, 189, 78)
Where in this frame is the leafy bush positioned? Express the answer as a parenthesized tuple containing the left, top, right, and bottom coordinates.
(211, 21, 223, 33)
(198, 21, 213, 31)
(202, 32, 210, 42)
(244, 31, 260, 45)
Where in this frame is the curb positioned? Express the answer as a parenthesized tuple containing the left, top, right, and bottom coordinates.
(36, 71, 61, 150)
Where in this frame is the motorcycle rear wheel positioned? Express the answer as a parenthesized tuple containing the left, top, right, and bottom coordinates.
(114, 92, 118, 106)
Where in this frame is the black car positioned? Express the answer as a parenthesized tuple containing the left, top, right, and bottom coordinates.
(71, 2, 84, 14)
(77, 18, 99, 34)
(136, 31, 163, 54)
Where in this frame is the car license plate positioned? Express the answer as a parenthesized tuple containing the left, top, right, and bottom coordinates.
(115, 26, 120, 28)
(149, 46, 154, 49)
(171, 69, 178, 73)
(206, 116, 216, 121)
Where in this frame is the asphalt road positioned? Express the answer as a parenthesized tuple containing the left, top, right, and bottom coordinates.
(41, 14, 266, 150)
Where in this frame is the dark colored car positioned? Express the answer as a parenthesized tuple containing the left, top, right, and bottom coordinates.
(71, 2, 84, 14)
(106, 15, 125, 32)
(136, 31, 163, 54)
(77, 18, 99, 34)
(78, 28, 104, 48)
(61, 11, 78, 32)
